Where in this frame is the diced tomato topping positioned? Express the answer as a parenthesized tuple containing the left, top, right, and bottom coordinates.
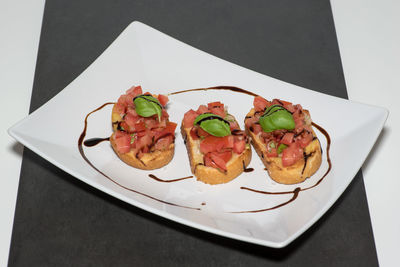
(282, 143, 303, 167)
(126, 85, 143, 96)
(196, 127, 210, 138)
(253, 96, 269, 112)
(124, 113, 138, 127)
(115, 130, 127, 139)
(266, 148, 278, 158)
(154, 135, 173, 150)
(208, 102, 226, 117)
(233, 140, 246, 154)
(204, 151, 232, 172)
(183, 109, 198, 128)
(114, 132, 131, 154)
(204, 153, 219, 169)
(161, 109, 169, 120)
(126, 107, 138, 117)
(114, 103, 125, 114)
(200, 135, 233, 154)
(207, 101, 224, 109)
(154, 122, 177, 141)
(134, 135, 152, 150)
(196, 105, 208, 114)
(210, 107, 225, 117)
(297, 132, 313, 148)
(252, 124, 263, 134)
(190, 127, 199, 140)
(134, 121, 147, 132)
(157, 94, 169, 106)
(144, 118, 158, 129)
(216, 151, 232, 163)
(209, 152, 228, 171)
(229, 121, 239, 131)
(280, 132, 294, 145)
(119, 121, 129, 132)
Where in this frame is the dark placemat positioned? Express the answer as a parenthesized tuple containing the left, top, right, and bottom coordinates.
(9, 1, 378, 266)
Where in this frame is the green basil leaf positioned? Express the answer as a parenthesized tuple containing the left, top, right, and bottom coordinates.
(277, 143, 288, 154)
(194, 113, 231, 137)
(194, 113, 214, 125)
(200, 119, 231, 137)
(133, 95, 162, 120)
(259, 105, 295, 132)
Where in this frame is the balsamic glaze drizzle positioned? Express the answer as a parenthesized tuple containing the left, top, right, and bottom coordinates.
(148, 174, 193, 183)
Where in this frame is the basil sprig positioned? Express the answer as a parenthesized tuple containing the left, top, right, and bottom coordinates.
(133, 95, 162, 120)
(194, 113, 231, 137)
(259, 105, 295, 132)
(277, 143, 288, 154)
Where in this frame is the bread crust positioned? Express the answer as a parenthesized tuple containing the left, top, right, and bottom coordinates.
(111, 103, 175, 170)
(181, 123, 252, 185)
(245, 108, 322, 184)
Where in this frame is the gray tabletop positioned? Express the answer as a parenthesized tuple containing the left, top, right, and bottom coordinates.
(9, 1, 378, 266)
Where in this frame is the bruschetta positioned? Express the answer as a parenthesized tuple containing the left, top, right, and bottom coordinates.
(110, 85, 177, 170)
(244, 96, 322, 184)
(181, 101, 252, 185)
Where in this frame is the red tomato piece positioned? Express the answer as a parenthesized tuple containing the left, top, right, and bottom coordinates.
(134, 135, 152, 150)
(297, 132, 313, 148)
(200, 135, 233, 154)
(229, 121, 239, 131)
(134, 121, 147, 132)
(196, 105, 209, 114)
(190, 127, 199, 140)
(253, 96, 269, 112)
(266, 148, 278, 157)
(154, 135, 173, 150)
(280, 132, 294, 145)
(216, 151, 232, 163)
(209, 152, 228, 171)
(144, 118, 159, 129)
(282, 143, 303, 167)
(114, 132, 131, 154)
(124, 113, 138, 128)
(207, 101, 224, 110)
(154, 122, 177, 141)
(204, 153, 219, 169)
(210, 107, 226, 118)
(252, 124, 263, 134)
(195, 127, 209, 138)
(183, 109, 198, 128)
(114, 103, 125, 114)
(157, 94, 169, 106)
(233, 140, 246, 154)
(126, 85, 143, 96)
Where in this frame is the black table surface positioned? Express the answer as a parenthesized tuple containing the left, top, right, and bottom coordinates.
(9, 1, 378, 266)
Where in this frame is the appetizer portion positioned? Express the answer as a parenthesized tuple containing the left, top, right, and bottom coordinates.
(245, 96, 322, 184)
(181, 101, 252, 185)
(110, 85, 177, 170)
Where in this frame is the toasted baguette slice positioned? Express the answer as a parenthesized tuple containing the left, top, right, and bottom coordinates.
(245, 108, 322, 184)
(110, 88, 175, 170)
(181, 122, 252, 185)
(110, 132, 174, 170)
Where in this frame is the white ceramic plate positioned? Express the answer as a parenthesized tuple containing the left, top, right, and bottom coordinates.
(8, 21, 387, 248)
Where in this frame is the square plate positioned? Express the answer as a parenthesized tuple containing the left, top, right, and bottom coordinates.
(8, 21, 387, 248)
